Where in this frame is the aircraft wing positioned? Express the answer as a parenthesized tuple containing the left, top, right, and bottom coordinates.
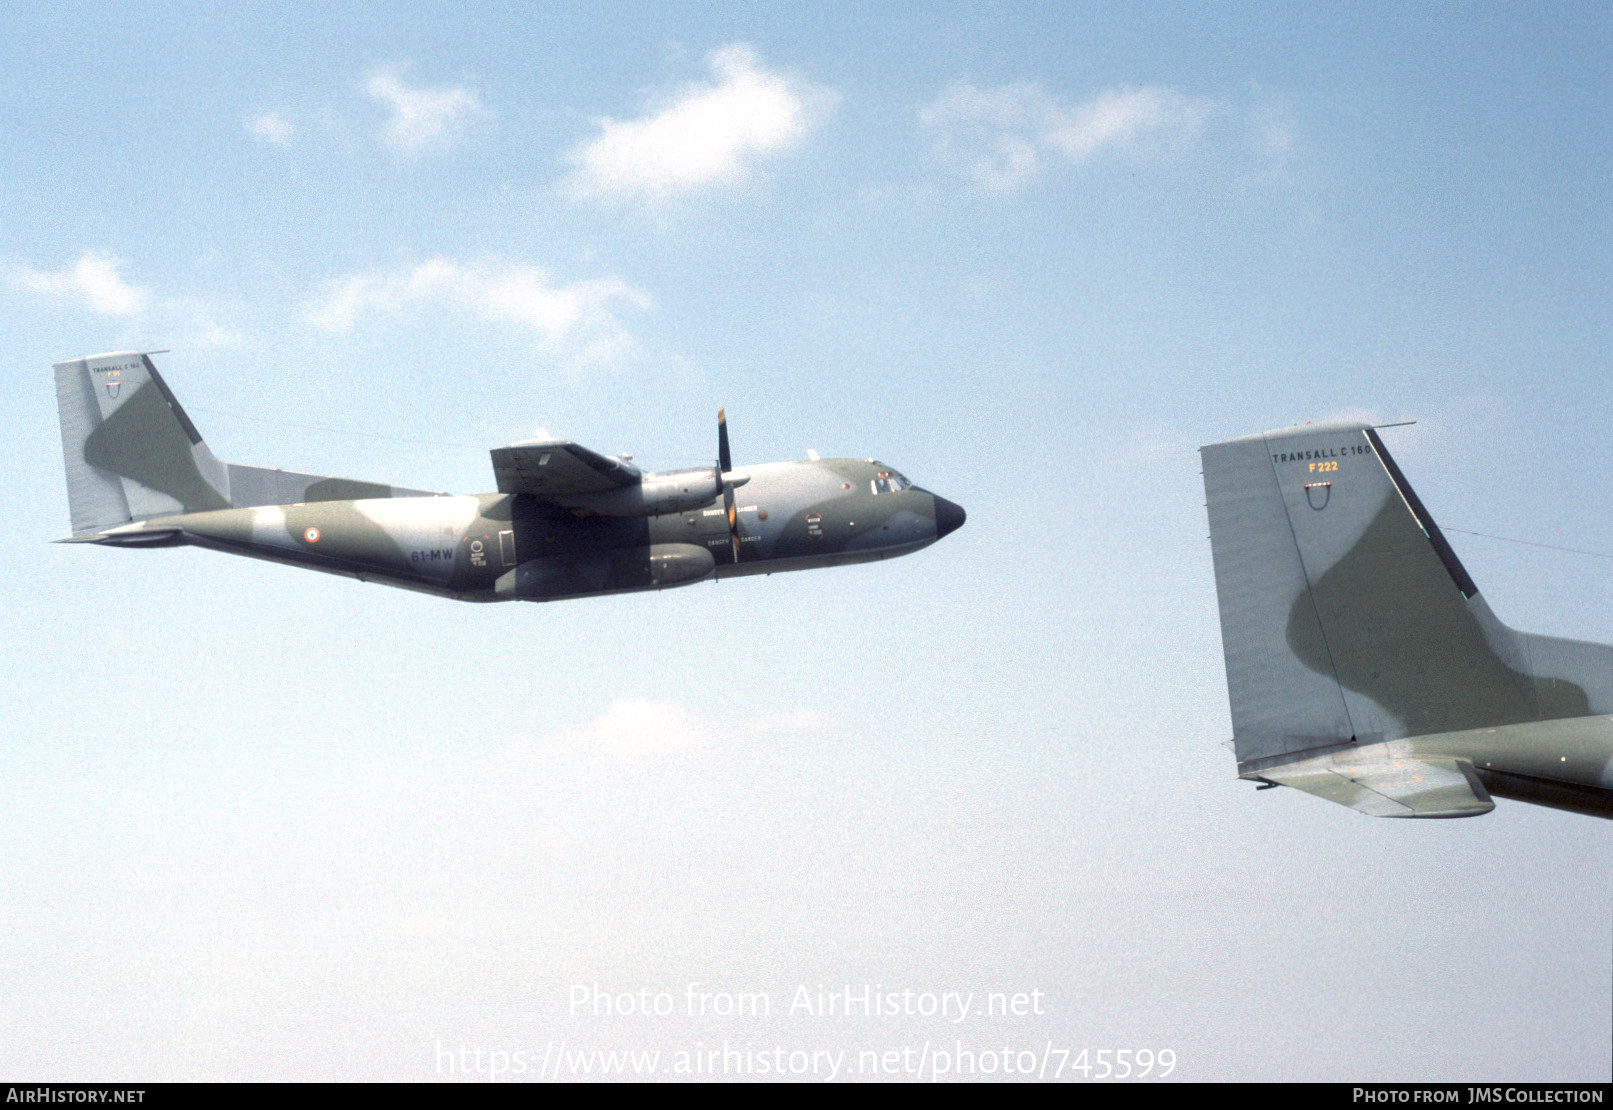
(1264, 758, 1495, 818)
(490, 439, 642, 499)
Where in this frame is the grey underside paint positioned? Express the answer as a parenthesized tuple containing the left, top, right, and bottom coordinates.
(178, 530, 493, 601)
(1202, 427, 1357, 763)
(1254, 716, 1613, 819)
(55, 358, 132, 534)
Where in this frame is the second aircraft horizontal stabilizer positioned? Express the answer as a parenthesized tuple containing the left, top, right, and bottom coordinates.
(1263, 757, 1495, 818)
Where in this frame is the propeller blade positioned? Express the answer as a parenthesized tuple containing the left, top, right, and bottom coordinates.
(718, 407, 740, 563)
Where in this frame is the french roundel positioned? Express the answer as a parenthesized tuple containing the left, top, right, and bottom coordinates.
(305, 527, 320, 543)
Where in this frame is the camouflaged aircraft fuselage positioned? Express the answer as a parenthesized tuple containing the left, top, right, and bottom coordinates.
(54, 352, 966, 604)
(140, 459, 959, 602)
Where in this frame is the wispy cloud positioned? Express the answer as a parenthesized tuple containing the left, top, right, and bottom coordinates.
(1237, 92, 1299, 190)
(921, 81, 1214, 190)
(365, 67, 491, 154)
(3, 252, 151, 316)
(307, 257, 651, 367)
(163, 296, 247, 349)
(558, 698, 711, 760)
(3, 252, 243, 348)
(246, 111, 295, 145)
(565, 43, 835, 201)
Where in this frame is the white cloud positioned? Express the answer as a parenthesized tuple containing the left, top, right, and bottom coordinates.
(1237, 93, 1299, 190)
(365, 68, 490, 154)
(307, 257, 651, 367)
(558, 698, 710, 760)
(2, 253, 244, 349)
(2, 252, 151, 316)
(247, 111, 295, 145)
(164, 296, 247, 349)
(565, 43, 835, 200)
(501, 700, 828, 769)
(921, 81, 1214, 190)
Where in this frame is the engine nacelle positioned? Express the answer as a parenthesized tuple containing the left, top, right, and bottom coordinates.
(560, 467, 723, 517)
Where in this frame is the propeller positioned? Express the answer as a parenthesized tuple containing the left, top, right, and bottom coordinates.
(717, 408, 740, 565)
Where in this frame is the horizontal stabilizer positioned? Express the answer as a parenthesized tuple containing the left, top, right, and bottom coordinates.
(1265, 757, 1494, 818)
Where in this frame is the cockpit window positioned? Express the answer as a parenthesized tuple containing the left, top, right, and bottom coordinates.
(870, 470, 912, 494)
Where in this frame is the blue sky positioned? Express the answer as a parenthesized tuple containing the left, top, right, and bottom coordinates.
(2, 1, 1610, 1081)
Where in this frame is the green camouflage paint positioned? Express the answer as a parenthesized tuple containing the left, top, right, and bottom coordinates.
(83, 382, 229, 513)
(1286, 492, 1589, 736)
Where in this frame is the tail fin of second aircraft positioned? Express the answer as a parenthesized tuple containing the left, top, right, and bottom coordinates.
(1200, 421, 1613, 772)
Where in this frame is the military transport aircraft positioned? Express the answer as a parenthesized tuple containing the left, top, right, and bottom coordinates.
(54, 352, 965, 602)
(1202, 421, 1613, 820)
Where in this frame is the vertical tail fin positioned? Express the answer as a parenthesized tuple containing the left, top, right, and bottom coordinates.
(54, 352, 230, 535)
(1200, 421, 1612, 772)
(55, 352, 445, 537)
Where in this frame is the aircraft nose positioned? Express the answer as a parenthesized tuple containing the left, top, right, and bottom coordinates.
(934, 495, 966, 538)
